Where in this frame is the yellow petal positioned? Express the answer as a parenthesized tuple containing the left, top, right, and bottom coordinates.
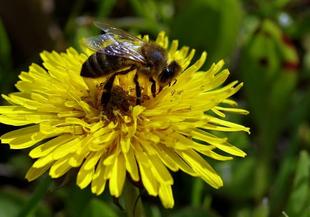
(197, 149, 233, 161)
(8, 135, 42, 149)
(149, 155, 173, 185)
(179, 150, 223, 189)
(29, 134, 74, 158)
(1, 125, 39, 143)
(49, 158, 71, 178)
(77, 161, 94, 189)
(0, 106, 33, 114)
(26, 164, 51, 181)
(156, 148, 179, 172)
(91, 163, 107, 195)
(193, 129, 246, 157)
(120, 135, 131, 153)
(109, 153, 126, 197)
(159, 184, 174, 208)
(135, 148, 159, 196)
(84, 151, 103, 170)
(32, 155, 54, 168)
(124, 148, 139, 182)
(160, 145, 196, 176)
(52, 137, 81, 160)
(0, 115, 36, 126)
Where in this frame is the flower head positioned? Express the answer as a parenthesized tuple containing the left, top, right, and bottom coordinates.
(0, 32, 249, 208)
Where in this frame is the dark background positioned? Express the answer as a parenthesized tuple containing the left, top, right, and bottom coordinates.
(0, 0, 309, 216)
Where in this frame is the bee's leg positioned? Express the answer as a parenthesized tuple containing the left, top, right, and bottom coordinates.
(169, 79, 177, 86)
(101, 74, 117, 106)
(101, 66, 136, 106)
(149, 77, 156, 97)
(134, 72, 141, 105)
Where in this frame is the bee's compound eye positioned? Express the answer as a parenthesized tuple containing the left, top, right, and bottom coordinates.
(158, 61, 181, 85)
(159, 68, 173, 84)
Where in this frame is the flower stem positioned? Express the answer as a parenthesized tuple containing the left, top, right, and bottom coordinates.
(17, 175, 52, 217)
(123, 182, 145, 217)
(191, 178, 204, 207)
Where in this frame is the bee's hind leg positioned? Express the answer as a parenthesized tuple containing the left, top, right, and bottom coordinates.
(134, 72, 142, 105)
(101, 74, 116, 106)
(101, 66, 136, 106)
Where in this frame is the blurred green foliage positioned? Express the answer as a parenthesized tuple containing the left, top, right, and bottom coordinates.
(0, 0, 310, 216)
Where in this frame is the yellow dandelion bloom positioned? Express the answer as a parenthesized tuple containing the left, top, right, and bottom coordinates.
(0, 32, 249, 208)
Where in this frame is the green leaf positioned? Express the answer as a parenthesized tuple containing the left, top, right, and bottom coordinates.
(220, 158, 255, 199)
(191, 179, 204, 207)
(0, 18, 11, 68)
(171, 0, 243, 65)
(0, 185, 52, 217)
(235, 208, 251, 217)
(300, 205, 310, 217)
(274, 0, 291, 8)
(215, 0, 243, 62)
(168, 207, 217, 217)
(128, 0, 157, 21)
(286, 150, 310, 216)
(240, 19, 297, 153)
(252, 200, 269, 217)
(304, 49, 310, 75)
(65, 185, 93, 217)
(269, 155, 296, 215)
(16, 176, 52, 217)
(81, 199, 119, 217)
(97, 0, 117, 17)
(0, 193, 21, 217)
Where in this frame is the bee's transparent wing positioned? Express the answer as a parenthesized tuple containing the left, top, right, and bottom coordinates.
(94, 22, 143, 42)
(83, 35, 146, 63)
(83, 25, 146, 63)
(103, 41, 146, 62)
(83, 34, 114, 51)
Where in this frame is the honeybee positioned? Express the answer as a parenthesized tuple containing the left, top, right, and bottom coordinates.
(81, 22, 182, 107)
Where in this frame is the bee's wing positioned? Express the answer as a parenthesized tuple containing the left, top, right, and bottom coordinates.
(83, 32, 146, 63)
(83, 34, 113, 51)
(103, 41, 146, 62)
(94, 22, 143, 42)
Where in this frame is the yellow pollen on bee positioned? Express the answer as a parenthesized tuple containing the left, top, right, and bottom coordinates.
(113, 70, 156, 100)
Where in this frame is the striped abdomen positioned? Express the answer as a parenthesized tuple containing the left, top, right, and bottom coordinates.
(81, 52, 130, 78)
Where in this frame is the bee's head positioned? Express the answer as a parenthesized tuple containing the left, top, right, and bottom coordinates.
(142, 43, 167, 72)
(158, 61, 182, 86)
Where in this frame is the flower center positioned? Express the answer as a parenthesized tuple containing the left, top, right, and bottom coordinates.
(95, 72, 152, 121)
(102, 86, 136, 118)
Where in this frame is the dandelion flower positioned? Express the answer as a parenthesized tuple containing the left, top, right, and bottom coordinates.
(0, 32, 249, 208)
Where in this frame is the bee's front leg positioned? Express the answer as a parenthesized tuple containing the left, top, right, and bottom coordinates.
(149, 77, 156, 97)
